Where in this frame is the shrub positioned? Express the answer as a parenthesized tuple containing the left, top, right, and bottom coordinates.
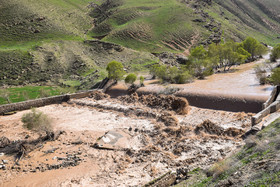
(106, 61, 126, 80)
(175, 71, 193, 84)
(270, 44, 280, 62)
(22, 108, 52, 132)
(125, 73, 137, 84)
(269, 67, 280, 85)
(39, 88, 50, 98)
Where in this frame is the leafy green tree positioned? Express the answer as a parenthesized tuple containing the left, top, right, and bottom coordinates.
(189, 45, 212, 79)
(125, 73, 137, 84)
(208, 43, 221, 69)
(270, 44, 280, 62)
(242, 37, 267, 59)
(270, 67, 280, 85)
(221, 41, 248, 71)
(106, 61, 125, 80)
(256, 44, 268, 57)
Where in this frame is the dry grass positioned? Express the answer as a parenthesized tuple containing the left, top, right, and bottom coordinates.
(208, 158, 233, 180)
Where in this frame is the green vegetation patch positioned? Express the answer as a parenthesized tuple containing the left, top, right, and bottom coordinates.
(0, 86, 67, 105)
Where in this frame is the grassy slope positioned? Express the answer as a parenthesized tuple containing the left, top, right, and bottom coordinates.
(0, 0, 95, 49)
(90, 0, 209, 53)
(176, 118, 280, 187)
(0, 86, 75, 105)
(0, 0, 156, 90)
(90, 0, 280, 53)
(209, 0, 280, 45)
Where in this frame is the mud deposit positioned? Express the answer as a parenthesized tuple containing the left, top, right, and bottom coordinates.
(0, 93, 253, 186)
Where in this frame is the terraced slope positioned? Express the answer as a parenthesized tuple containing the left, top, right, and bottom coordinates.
(0, 0, 156, 88)
(90, 0, 211, 53)
(0, 0, 95, 49)
(90, 0, 280, 52)
(211, 0, 280, 45)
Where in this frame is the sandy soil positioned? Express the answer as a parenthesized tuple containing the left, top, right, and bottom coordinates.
(0, 95, 253, 186)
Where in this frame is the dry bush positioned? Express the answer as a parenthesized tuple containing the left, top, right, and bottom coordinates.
(21, 108, 53, 133)
(208, 159, 232, 180)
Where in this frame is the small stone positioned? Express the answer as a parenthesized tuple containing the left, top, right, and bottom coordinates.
(52, 156, 57, 160)
(0, 153, 4, 157)
(57, 157, 67, 160)
(2, 160, 8, 164)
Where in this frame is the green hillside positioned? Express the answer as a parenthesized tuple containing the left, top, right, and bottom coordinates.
(211, 0, 280, 45)
(90, 0, 280, 52)
(1, 0, 280, 94)
(90, 0, 209, 53)
(0, 0, 96, 49)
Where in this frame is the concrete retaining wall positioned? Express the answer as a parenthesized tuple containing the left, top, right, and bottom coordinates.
(0, 90, 95, 115)
(252, 86, 280, 126)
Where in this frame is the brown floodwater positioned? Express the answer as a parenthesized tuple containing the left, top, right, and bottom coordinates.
(176, 59, 273, 98)
(135, 55, 279, 112)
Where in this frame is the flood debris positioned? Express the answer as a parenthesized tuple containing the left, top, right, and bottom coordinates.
(0, 94, 252, 186)
(89, 90, 110, 100)
(118, 93, 190, 114)
(195, 120, 245, 137)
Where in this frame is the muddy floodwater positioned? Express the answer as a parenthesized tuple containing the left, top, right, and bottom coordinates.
(0, 93, 252, 186)
(134, 55, 279, 112)
(177, 60, 273, 98)
(143, 57, 274, 99)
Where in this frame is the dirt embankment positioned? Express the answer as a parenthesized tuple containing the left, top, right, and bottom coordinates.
(0, 92, 253, 186)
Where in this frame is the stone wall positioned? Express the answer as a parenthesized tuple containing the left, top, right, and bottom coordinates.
(0, 90, 95, 115)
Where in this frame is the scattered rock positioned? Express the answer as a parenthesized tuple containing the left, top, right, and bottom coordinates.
(2, 160, 8, 164)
